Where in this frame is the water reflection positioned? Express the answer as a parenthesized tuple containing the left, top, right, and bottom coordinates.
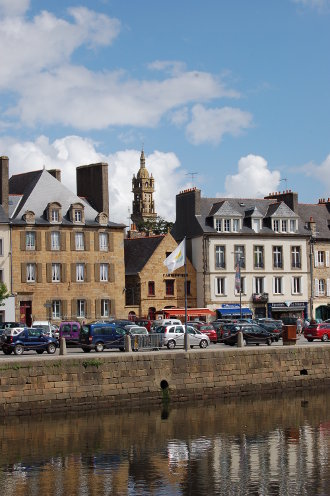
(0, 389, 330, 495)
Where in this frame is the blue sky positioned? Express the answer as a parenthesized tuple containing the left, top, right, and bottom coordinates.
(0, 0, 329, 223)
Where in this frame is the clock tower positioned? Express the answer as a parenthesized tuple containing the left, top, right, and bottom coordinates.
(131, 149, 157, 226)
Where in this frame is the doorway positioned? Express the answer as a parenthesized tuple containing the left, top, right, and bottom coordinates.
(20, 301, 32, 326)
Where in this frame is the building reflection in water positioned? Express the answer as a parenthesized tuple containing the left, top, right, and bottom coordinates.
(0, 389, 329, 495)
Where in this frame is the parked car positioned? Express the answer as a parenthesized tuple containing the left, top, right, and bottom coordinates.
(160, 324, 210, 349)
(304, 322, 330, 342)
(151, 319, 182, 330)
(59, 321, 82, 346)
(2, 327, 58, 355)
(258, 322, 283, 341)
(79, 322, 127, 352)
(32, 321, 54, 337)
(189, 322, 217, 343)
(124, 325, 149, 336)
(222, 324, 274, 346)
(134, 319, 152, 332)
(214, 322, 238, 343)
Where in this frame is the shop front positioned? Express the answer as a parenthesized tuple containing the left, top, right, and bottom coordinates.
(268, 301, 308, 321)
(217, 304, 253, 319)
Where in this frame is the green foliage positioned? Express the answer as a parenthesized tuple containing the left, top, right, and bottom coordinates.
(82, 359, 103, 369)
(136, 216, 173, 235)
(0, 282, 9, 304)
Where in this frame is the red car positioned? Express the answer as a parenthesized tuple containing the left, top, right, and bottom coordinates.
(304, 323, 330, 342)
(190, 323, 217, 343)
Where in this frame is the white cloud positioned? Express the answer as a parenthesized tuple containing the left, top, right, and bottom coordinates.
(186, 105, 253, 145)
(292, 0, 330, 11)
(0, 0, 30, 17)
(221, 154, 281, 197)
(0, 135, 187, 223)
(299, 154, 330, 194)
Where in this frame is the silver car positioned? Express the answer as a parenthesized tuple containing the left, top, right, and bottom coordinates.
(163, 325, 210, 349)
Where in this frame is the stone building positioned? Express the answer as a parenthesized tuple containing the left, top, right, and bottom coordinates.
(124, 233, 197, 320)
(3, 157, 126, 325)
(131, 150, 157, 226)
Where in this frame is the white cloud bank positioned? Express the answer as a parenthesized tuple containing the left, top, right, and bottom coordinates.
(221, 154, 281, 197)
(298, 154, 330, 195)
(292, 0, 330, 10)
(0, 135, 189, 223)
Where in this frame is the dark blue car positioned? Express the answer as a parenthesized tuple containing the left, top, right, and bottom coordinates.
(79, 323, 127, 352)
(2, 327, 58, 356)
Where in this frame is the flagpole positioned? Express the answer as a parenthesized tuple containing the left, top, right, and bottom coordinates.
(184, 237, 188, 352)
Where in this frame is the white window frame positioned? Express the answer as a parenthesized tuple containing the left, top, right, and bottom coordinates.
(255, 277, 264, 295)
(273, 246, 283, 268)
(215, 245, 225, 269)
(52, 263, 61, 282)
(76, 263, 84, 282)
(319, 279, 325, 296)
(52, 300, 61, 319)
(291, 246, 301, 268)
(224, 219, 230, 232)
(273, 219, 279, 232)
(99, 233, 108, 251)
(318, 251, 325, 267)
(273, 277, 283, 294)
(234, 245, 245, 269)
(51, 210, 59, 222)
(292, 277, 301, 295)
(77, 299, 85, 318)
(253, 219, 260, 233)
(100, 263, 108, 282)
(289, 219, 296, 232)
(74, 210, 82, 222)
(215, 277, 226, 296)
(26, 263, 36, 282)
(254, 246, 264, 269)
(26, 231, 36, 250)
(234, 276, 246, 295)
(215, 218, 222, 232)
(282, 220, 287, 232)
(232, 219, 240, 232)
(75, 232, 84, 251)
(101, 299, 110, 317)
(51, 231, 60, 250)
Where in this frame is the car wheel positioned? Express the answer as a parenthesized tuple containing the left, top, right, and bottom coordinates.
(36, 350, 44, 354)
(3, 348, 12, 355)
(267, 339, 272, 346)
(243, 339, 247, 347)
(83, 348, 91, 353)
(47, 343, 56, 354)
(14, 344, 24, 356)
(119, 347, 125, 352)
(190, 345, 194, 349)
(307, 339, 313, 342)
(95, 342, 104, 352)
(199, 339, 208, 349)
(167, 340, 176, 349)
(322, 334, 329, 342)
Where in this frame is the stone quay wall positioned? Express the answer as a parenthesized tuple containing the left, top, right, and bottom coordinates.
(0, 346, 329, 416)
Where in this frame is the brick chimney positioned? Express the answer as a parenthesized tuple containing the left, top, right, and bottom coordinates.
(47, 169, 61, 182)
(76, 163, 109, 216)
(264, 190, 298, 212)
(0, 156, 9, 215)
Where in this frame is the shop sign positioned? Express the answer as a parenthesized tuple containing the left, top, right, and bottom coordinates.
(271, 301, 306, 309)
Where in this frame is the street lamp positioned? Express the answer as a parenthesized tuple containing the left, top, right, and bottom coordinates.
(234, 252, 245, 347)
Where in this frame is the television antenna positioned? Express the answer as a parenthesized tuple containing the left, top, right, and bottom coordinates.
(186, 172, 199, 185)
(280, 178, 288, 190)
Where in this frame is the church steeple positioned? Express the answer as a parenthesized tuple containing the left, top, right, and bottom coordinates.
(131, 149, 157, 226)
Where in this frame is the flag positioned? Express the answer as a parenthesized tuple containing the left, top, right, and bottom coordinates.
(235, 262, 241, 292)
(164, 239, 186, 273)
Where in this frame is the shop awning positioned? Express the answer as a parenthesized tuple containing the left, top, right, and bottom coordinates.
(162, 308, 216, 318)
(217, 307, 252, 317)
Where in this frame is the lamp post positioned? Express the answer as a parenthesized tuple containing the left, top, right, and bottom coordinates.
(234, 252, 245, 347)
(309, 235, 316, 320)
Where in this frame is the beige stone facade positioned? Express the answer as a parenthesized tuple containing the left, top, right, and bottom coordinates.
(311, 240, 330, 319)
(125, 233, 197, 319)
(12, 225, 126, 324)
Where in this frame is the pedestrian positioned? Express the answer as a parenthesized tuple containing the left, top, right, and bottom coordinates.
(296, 317, 302, 335)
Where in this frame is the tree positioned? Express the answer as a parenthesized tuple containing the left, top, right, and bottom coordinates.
(136, 216, 173, 235)
(0, 282, 10, 304)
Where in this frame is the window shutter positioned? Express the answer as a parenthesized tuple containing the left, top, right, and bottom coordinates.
(109, 232, 114, 252)
(71, 299, 77, 318)
(61, 300, 68, 319)
(272, 277, 275, 294)
(110, 299, 116, 316)
(263, 278, 267, 292)
(95, 299, 101, 318)
(61, 264, 67, 283)
(36, 231, 41, 251)
(70, 232, 75, 250)
(21, 263, 26, 283)
(71, 263, 75, 282)
(326, 251, 330, 267)
(20, 232, 26, 251)
(252, 277, 256, 293)
(85, 263, 91, 282)
(281, 278, 285, 294)
(45, 232, 51, 251)
(94, 232, 99, 251)
(327, 279, 330, 297)
(314, 250, 318, 267)
(214, 278, 218, 295)
(46, 263, 52, 283)
(60, 232, 66, 251)
(85, 231, 90, 251)
(86, 299, 91, 319)
(224, 278, 227, 296)
(315, 278, 319, 297)
(94, 263, 100, 282)
(109, 263, 115, 282)
(291, 277, 294, 295)
(37, 263, 42, 282)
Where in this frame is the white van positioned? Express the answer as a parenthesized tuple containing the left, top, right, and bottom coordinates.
(32, 321, 53, 337)
(152, 319, 182, 329)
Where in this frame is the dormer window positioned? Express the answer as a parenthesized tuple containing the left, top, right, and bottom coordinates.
(51, 210, 59, 222)
(215, 219, 222, 232)
(75, 210, 82, 222)
(69, 203, 85, 224)
(253, 219, 260, 233)
(282, 220, 287, 232)
(289, 219, 297, 232)
(232, 219, 240, 232)
(224, 219, 230, 232)
(273, 220, 279, 232)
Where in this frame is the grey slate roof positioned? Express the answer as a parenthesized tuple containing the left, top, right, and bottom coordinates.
(209, 200, 242, 217)
(9, 169, 125, 228)
(124, 236, 164, 275)
(0, 205, 9, 224)
(298, 202, 330, 240)
(265, 201, 298, 218)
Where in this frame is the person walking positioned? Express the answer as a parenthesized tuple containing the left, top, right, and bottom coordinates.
(296, 317, 303, 335)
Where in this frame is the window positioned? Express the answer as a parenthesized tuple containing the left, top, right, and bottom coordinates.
(75, 232, 84, 250)
(273, 246, 283, 268)
(253, 219, 260, 233)
(26, 263, 36, 282)
(232, 219, 240, 232)
(215, 277, 226, 296)
(215, 219, 222, 232)
(291, 246, 301, 268)
(273, 220, 279, 232)
(51, 231, 60, 250)
(76, 263, 84, 282)
(187, 280, 191, 295)
(224, 219, 230, 232)
(255, 277, 264, 294)
(254, 246, 264, 269)
(318, 251, 325, 266)
(165, 280, 174, 296)
(52, 300, 61, 319)
(289, 219, 296, 232)
(319, 279, 325, 295)
(0, 270, 3, 283)
(234, 245, 245, 269)
(215, 245, 225, 269)
(100, 263, 108, 282)
(26, 231, 36, 250)
(148, 281, 155, 296)
(99, 233, 108, 251)
(77, 299, 85, 318)
(282, 220, 287, 232)
(74, 210, 82, 222)
(51, 210, 59, 222)
(52, 263, 61, 282)
(101, 299, 109, 317)
(0, 238, 3, 256)
(234, 276, 246, 295)
(274, 277, 282, 294)
(292, 277, 301, 294)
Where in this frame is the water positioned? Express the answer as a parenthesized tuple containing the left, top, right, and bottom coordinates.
(0, 389, 330, 495)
